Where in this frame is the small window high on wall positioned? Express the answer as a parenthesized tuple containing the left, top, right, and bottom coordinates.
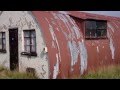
(21, 29, 37, 56)
(0, 32, 6, 53)
(85, 19, 107, 39)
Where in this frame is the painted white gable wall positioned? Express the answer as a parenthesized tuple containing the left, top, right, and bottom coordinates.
(0, 11, 49, 79)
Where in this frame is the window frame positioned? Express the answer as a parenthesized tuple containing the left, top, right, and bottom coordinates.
(85, 19, 107, 40)
(21, 29, 37, 56)
(0, 32, 6, 53)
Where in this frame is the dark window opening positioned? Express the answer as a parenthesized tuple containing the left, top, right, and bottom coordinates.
(0, 32, 6, 53)
(21, 29, 37, 56)
(85, 20, 107, 39)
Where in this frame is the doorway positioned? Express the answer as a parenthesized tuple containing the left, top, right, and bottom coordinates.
(9, 28, 19, 71)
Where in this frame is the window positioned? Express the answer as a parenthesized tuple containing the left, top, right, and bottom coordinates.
(85, 20, 107, 39)
(0, 32, 6, 53)
(21, 30, 37, 56)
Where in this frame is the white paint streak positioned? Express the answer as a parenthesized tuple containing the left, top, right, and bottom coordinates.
(53, 54, 59, 79)
(68, 40, 88, 74)
(47, 19, 62, 63)
(102, 46, 104, 48)
(113, 21, 119, 28)
(49, 24, 55, 40)
(78, 41, 88, 74)
(57, 14, 75, 40)
(65, 15, 82, 39)
(97, 46, 99, 53)
(108, 31, 115, 60)
(109, 38, 115, 60)
(68, 41, 79, 67)
(108, 23, 115, 33)
(57, 14, 68, 23)
(57, 13, 87, 74)
(51, 12, 60, 20)
(52, 41, 55, 48)
(72, 26, 81, 39)
(46, 19, 62, 78)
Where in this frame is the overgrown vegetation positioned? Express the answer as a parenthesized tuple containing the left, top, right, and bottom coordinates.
(81, 65, 120, 79)
(1, 65, 120, 79)
(0, 67, 37, 79)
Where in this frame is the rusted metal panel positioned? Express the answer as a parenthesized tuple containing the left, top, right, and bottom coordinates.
(32, 11, 120, 79)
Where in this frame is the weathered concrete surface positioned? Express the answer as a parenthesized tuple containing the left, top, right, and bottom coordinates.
(0, 11, 49, 79)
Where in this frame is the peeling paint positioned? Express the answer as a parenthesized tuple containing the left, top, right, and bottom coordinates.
(40, 65, 46, 78)
(47, 19, 62, 63)
(57, 14, 69, 23)
(108, 23, 115, 33)
(53, 54, 59, 79)
(78, 41, 88, 74)
(68, 40, 88, 74)
(57, 13, 88, 74)
(49, 24, 55, 41)
(108, 31, 115, 60)
(0, 11, 120, 79)
(102, 46, 104, 48)
(72, 26, 81, 39)
(97, 46, 99, 53)
(51, 12, 59, 19)
(109, 38, 115, 60)
(68, 41, 79, 68)
(52, 41, 55, 48)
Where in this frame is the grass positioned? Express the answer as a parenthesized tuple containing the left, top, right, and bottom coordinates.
(0, 67, 37, 79)
(81, 65, 120, 79)
(1, 65, 120, 79)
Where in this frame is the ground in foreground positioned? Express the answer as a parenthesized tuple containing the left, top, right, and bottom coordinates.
(0, 67, 37, 79)
(81, 65, 120, 79)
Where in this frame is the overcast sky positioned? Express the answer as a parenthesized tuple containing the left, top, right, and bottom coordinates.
(81, 11, 120, 17)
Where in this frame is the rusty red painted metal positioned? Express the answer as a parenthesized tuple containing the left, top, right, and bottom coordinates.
(32, 11, 120, 79)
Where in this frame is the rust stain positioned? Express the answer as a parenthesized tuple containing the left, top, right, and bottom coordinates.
(32, 11, 120, 79)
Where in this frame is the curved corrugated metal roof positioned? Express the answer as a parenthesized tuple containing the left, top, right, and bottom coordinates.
(32, 11, 120, 79)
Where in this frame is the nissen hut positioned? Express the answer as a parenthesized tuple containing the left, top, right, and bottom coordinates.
(0, 11, 119, 79)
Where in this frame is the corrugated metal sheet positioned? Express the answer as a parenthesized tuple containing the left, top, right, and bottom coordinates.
(32, 11, 120, 79)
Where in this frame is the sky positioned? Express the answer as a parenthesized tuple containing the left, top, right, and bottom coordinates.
(81, 11, 120, 17)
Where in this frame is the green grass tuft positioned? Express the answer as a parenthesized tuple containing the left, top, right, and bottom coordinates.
(0, 66, 37, 79)
(81, 65, 120, 79)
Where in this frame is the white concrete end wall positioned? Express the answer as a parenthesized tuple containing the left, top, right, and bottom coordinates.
(0, 11, 49, 79)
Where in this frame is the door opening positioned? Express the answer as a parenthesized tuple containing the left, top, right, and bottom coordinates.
(9, 28, 19, 71)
